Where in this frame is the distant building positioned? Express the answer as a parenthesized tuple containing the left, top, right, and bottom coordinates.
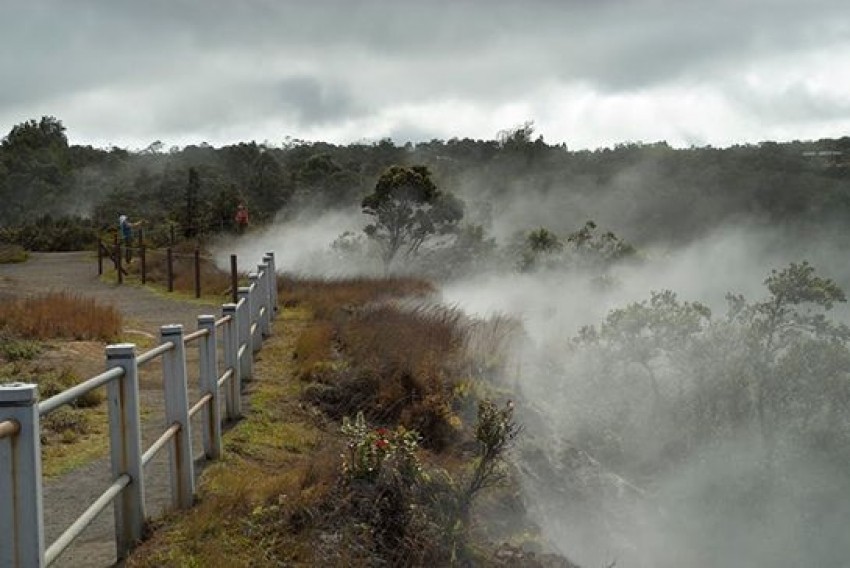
(801, 150, 847, 167)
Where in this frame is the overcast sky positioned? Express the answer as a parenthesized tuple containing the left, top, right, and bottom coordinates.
(2, 0, 849, 150)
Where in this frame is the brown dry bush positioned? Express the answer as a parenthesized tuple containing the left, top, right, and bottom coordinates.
(280, 276, 435, 319)
(293, 321, 337, 381)
(304, 304, 467, 451)
(0, 292, 121, 342)
(464, 314, 525, 381)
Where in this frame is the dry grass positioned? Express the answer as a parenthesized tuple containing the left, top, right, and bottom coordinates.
(302, 300, 468, 450)
(280, 275, 436, 319)
(126, 278, 543, 567)
(126, 311, 337, 567)
(0, 291, 121, 342)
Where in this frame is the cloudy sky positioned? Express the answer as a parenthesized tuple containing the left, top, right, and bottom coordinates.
(2, 0, 849, 150)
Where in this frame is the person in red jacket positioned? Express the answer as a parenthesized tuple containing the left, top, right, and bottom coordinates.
(235, 203, 249, 234)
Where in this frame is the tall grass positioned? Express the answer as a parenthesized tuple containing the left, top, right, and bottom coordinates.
(0, 291, 121, 341)
(280, 276, 436, 319)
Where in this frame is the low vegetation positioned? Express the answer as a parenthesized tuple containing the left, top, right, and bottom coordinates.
(0, 291, 122, 342)
(128, 276, 567, 567)
(0, 292, 120, 476)
(0, 243, 28, 263)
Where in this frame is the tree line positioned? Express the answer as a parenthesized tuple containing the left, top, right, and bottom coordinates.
(1, 116, 848, 250)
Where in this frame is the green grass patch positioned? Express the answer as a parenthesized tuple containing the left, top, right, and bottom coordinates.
(0, 244, 28, 263)
(41, 404, 110, 477)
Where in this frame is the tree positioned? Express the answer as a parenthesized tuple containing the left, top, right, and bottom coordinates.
(725, 261, 850, 461)
(514, 221, 636, 273)
(578, 290, 711, 409)
(0, 116, 71, 225)
(362, 165, 464, 272)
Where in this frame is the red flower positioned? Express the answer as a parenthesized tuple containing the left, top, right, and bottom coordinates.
(375, 427, 389, 436)
(375, 438, 390, 449)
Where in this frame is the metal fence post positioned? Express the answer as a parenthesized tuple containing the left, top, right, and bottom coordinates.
(159, 325, 195, 509)
(105, 344, 146, 558)
(0, 383, 45, 568)
(198, 315, 221, 460)
(237, 286, 254, 381)
(222, 303, 242, 420)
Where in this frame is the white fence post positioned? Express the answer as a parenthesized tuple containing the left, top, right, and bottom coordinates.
(257, 261, 272, 337)
(237, 286, 254, 381)
(248, 272, 263, 353)
(222, 303, 242, 420)
(0, 383, 45, 568)
(198, 315, 221, 460)
(160, 325, 195, 509)
(264, 252, 278, 316)
(105, 345, 146, 558)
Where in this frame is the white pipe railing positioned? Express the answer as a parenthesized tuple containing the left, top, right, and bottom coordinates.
(0, 251, 278, 567)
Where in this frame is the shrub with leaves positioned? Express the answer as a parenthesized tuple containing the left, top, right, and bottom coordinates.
(0, 333, 41, 361)
(340, 411, 422, 484)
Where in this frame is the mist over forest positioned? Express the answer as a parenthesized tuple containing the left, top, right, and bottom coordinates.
(3, 116, 850, 566)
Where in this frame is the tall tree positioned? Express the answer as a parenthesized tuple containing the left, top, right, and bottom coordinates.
(0, 116, 71, 225)
(362, 165, 464, 272)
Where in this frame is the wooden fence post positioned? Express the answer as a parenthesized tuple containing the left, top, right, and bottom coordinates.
(230, 254, 238, 304)
(159, 325, 195, 509)
(97, 241, 103, 276)
(115, 243, 123, 285)
(140, 241, 146, 285)
(194, 248, 201, 299)
(105, 345, 146, 558)
(221, 303, 241, 420)
(197, 315, 221, 459)
(167, 247, 174, 293)
(0, 383, 45, 568)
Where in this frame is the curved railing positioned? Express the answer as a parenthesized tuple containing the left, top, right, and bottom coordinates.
(0, 252, 278, 567)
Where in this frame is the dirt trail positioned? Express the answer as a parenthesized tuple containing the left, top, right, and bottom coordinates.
(1, 252, 238, 567)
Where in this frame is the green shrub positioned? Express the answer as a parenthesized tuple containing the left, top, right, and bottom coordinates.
(0, 244, 28, 263)
(43, 406, 91, 437)
(0, 335, 41, 361)
(0, 215, 98, 252)
(37, 367, 104, 408)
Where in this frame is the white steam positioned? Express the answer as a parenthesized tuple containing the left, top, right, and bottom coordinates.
(210, 208, 380, 276)
(215, 206, 850, 567)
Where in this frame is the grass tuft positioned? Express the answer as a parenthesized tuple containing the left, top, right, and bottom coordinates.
(0, 291, 121, 342)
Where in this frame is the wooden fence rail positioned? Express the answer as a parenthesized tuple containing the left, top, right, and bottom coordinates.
(0, 251, 277, 567)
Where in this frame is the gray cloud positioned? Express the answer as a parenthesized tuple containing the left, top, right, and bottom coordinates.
(2, 0, 849, 147)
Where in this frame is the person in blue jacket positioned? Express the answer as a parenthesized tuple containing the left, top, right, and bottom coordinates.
(118, 214, 143, 263)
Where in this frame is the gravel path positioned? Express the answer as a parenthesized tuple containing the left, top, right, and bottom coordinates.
(1, 252, 242, 567)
